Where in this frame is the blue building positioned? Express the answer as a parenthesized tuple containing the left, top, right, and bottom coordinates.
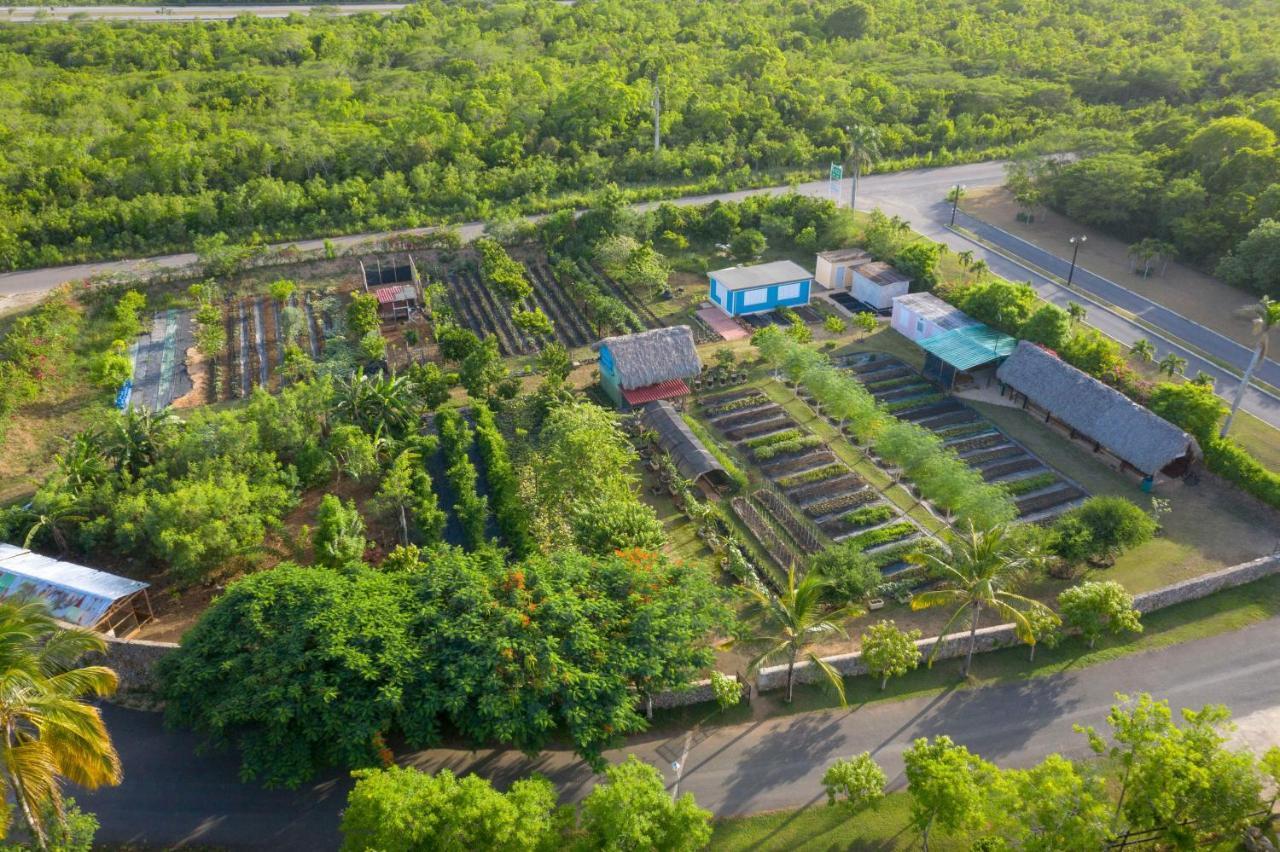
(592, 325, 702, 409)
(708, 260, 814, 317)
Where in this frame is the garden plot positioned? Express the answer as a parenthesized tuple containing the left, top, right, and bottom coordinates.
(523, 261, 595, 349)
(129, 308, 194, 411)
(841, 353, 1088, 521)
(445, 267, 537, 357)
(218, 293, 325, 402)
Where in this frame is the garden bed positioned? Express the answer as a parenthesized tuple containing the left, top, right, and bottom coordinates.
(961, 444, 1024, 465)
(980, 456, 1042, 481)
(726, 416, 796, 442)
(897, 399, 963, 422)
(709, 403, 785, 430)
(730, 496, 799, 571)
(754, 490, 824, 555)
(919, 410, 983, 431)
(1015, 485, 1085, 517)
(803, 487, 880, 519)
(759, 449, 838, 478)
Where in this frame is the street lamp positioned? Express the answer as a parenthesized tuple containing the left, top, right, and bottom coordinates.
(1067, 236, 1087, 287)
(949, 184, 966, 227)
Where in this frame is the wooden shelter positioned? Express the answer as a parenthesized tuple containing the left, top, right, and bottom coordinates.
(0, 543, 153, 638)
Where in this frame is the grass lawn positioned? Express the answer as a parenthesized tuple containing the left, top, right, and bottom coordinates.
(653, 571, 1280, 733)
(710, 790, 969, 852)
(1230, 409, 1280, 472)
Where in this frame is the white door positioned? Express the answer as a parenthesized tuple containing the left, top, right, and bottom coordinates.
(835, 266, 845, 287)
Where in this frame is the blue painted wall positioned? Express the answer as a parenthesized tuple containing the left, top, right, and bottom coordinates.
(598, 344, 623, 406)
(708, 275, 812, 316)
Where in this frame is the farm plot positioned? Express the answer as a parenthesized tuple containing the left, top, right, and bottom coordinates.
(844, 353, 1087, 521)
(444, 267, 537, 357)
(583, 261, 663, 329)
(217, 292, 327, 402)
(695, 387, 923, 575)
(129, 308, 195, 411)
(523, 261, 595, 349)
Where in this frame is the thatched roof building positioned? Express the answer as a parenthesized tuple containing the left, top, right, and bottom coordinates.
(594, 326, 702, 408)
(640, 401, 730, 489)
(996, 342, 1199, 478)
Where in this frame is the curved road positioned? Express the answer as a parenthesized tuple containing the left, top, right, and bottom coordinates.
(78, 615, 1280, 849)
(2, 160, 1277, 427)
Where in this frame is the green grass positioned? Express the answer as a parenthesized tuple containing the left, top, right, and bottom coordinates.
(1231, 410, 1280, 473)
(653, 572, 1280, 731)
(711, 791, 971, 852)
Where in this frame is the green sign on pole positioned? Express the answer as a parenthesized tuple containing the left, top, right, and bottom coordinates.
(829, 163, 843, 203)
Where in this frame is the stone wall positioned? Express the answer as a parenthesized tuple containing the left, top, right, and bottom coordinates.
(97, 554, 1280, 708)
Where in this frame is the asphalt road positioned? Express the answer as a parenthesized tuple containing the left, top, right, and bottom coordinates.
(3, 159, 1277, 426)
(2, 5, 408, 22)
(77, 615, 1280, 849)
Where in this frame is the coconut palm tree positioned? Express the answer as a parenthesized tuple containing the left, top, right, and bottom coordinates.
(1066, 301, 1087, 325)
(845, 123, 881, 212)
(1157, 353, 1187, 378)
(910, 523, 1050, 677)
(16, 491, 85, 556)
(104, 407, 180, 478)
(0, 599, 121, 846)
(1129, 338, 1156, 364)
(739, 567, 862, 704)
(1221, 296, 1280, 438)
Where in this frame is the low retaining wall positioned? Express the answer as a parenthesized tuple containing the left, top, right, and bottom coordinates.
(99, 554, 1280, 708)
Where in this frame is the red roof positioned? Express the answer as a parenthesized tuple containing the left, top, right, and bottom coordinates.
(622, 379, 691, 406)
(373, 284, 418, 304)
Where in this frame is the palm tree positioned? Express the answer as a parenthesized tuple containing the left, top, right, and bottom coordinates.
(739, 567, 862, 704)
(51, 432, 106, 495)
(0, 599, 121, 846)
(1129, 338, 1156, 364)
(17, 492, 85, 556)
(1157, 353, 1187, 378)
(1066, 301, 1087, 325)
(104, 407, 180, 478)
(845, 123, 881, 212)
(1221, 296, 1280, 438)
(334, 371, 414, 437)
(910, 523, 1049, 677)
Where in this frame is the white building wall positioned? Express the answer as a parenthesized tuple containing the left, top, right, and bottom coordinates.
(814, 256, 836, 289)
(852, 271, 910, 310)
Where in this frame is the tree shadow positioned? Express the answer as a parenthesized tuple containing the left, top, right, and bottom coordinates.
(719, 711, 850, 813)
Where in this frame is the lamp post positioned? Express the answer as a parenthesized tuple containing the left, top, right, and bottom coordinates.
(1067, 235, 1087, 287)
(949, 184, 966, 227)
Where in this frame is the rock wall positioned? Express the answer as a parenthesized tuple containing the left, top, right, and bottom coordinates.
(98, 554, 1280, 708)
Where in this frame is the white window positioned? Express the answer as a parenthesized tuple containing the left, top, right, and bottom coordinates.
(742, 288, 767, 306)
(776, 282, 802, 301)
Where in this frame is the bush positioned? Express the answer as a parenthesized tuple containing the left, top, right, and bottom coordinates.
(1204, 437, 1280, 509)
(813, 540, 881, 602)
(1058, 580, 1142, 648)
(1050, 496, 1155, 565)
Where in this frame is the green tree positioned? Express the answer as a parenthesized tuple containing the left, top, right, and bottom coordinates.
(513, 308, 554, 338)
(1023, 605, 1061, 662)
(407, 362, 453, 410)
(730, 228, 766, 261)
(160, 565, 416, 788)
(340, 766, 562, 852)
(1020, 305, 1071, 350)
(910, 523, 1049, 676)
(1065, 301, 1087, 325)
(268, 279, 296, 304)
(740, 566, 860, 704)
(859, 620, 922, 690)
(853, 311, 879, 337)
(373, 450, 422, 547)
(1049, 496, 1156, 566)
(347, 293, 381, 339)
(577, 756, 712, 852)
(903, 736, 990, 852)
(1129, 338, 1156, 363)
(1217, 219, 1280, 298)
(0, 600, 120, 847)
(822, 753, 885, 811)
(313, 495, 367, 568)
(812, 541, 881, 603)
(824, 2, 873, 39)
(326, 424, 381, 481)
(112, 290, 148, 339)
(570, 497, 665, 556)
(460, 337, 508, 400)
(985, 754, 1111, 852)
(536, 342, 573, 381)
(1148, 381, 1225, 443)
(893, 241, 942, 291)
(845, 124, 881, 212)
(1058, 581, 1142, 649)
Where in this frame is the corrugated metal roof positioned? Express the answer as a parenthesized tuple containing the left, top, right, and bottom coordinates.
(0, 545, 148, 628)
(856, 261, 911, 286)
(640, 401, 729, 485)
(893, 293, 978, 331)
(919, 325, 1018, 371)
(374, 284, 417, 305)
(622, 379, 691, 406)
(709, 260, 814, 291)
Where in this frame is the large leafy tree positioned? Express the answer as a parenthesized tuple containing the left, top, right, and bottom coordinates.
(1058, 581, 1142, 648)
(0, 600, 121, 846)
(160, 565, 418, 788)
(910, 523, 1049, 676)
(903, 736, 991, 852)
(577, 756, 712, 852)
(740, 567, 860, 704)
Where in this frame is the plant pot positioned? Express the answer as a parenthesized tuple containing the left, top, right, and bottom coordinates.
(867, 598, 886, 611)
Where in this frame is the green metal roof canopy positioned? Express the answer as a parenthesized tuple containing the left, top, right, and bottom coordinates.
(918, 325, 1017, 371)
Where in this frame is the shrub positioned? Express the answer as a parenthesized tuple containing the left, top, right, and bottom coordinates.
(1000, 472, 1058, 497)
(1204, 437, 1280, 509)
(812, 540, 881, 602)
(476, 238, 533, 302)
(860, 620, 922, 689)
(744, 428, 804, 449)
(846, 521, 916, 550)
(1050, 496, 1156, 565)
(1058, 581, 1142, 648)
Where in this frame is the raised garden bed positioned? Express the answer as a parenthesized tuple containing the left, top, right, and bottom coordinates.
(866, 374, 921, 392)
(874, 383, 935, 402)
(868, 538, 940, 571)
(884, 393, 946, 413)
(731, 496, 799, 570)
(726, 417, 795, 442)
(803, 487, 879, 518)
(776, 463, 847, 490)
(714, 404, 786, 431)
(849, 356, 906, 375)
(962, 444, 1024, 465)
(1000, 471, 1060, 497)
(899, 400, 964, 422)
(786, 473, 867, 506)
(934, 419, 992, 439)
(981, 456, 1042, 481)
(699, 387, 762, 409)
(919, 410, 983, 431)
(703, 393, 768, 416)
(1016, 485, 1084, 517)
(744, 427, 806, 449)
(843, 521, 917, 549)
(819, 502, 896, 539)
(948, 432, 1004, 454)
(754, 490, 823, 555)
(754, 435, 825, 461)
(760, 449, 837, 478)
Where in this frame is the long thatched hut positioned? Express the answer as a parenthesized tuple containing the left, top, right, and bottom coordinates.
(996, 342, 1200, 484)
(593, 326, 702, 409)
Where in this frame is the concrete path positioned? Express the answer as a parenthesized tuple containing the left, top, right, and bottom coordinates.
(77, 615, 1280, 849)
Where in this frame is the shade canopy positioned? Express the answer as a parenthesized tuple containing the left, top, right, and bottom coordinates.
(919, 325, 1017, 371)
(640, 401, 730, 487)
(0, 543, 149, 629)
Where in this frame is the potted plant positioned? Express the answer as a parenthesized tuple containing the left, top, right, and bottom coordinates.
(867, 597, 886, 611)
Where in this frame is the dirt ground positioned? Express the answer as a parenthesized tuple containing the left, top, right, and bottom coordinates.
(0, 290, 45, 318)
(962, 187, 1263, 348)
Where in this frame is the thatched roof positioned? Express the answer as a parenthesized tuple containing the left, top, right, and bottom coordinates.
(640, 401, 729, 486)
(997, 342, 1200, 475)
(593, 326, 702, 390)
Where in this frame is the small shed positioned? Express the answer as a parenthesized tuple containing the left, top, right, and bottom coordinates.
(640, 401, 731, 490)
(361, 255, 422, 320)
(708, 260, 813, 317)
(919, 325, 1018, 389)
(0, 543, 153, 637)
(850, 262, 912, 311)
(593, 326, 702, 409)
(814, 248, 872, 291)
(373, 284, 420, 320)
(891, 293, 978, 343)
(996, 342, 1200, 481)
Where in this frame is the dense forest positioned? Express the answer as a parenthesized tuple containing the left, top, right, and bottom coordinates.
(1, 0, 1278, 269)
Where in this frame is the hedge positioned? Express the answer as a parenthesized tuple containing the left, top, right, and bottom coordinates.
(1205, 437, 1280, 509)
(472, 402, 532, 557)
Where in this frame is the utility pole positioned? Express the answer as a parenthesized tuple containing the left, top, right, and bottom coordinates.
(652, 78, 661, 154)
(1067, 235, 1086, 287)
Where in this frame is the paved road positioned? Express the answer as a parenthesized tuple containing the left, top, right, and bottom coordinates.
(4, 158, 1277, 426)
(954, 209, 1280, 391)
(2, 4, 407, 22)
(77, 615, 1280, 849)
